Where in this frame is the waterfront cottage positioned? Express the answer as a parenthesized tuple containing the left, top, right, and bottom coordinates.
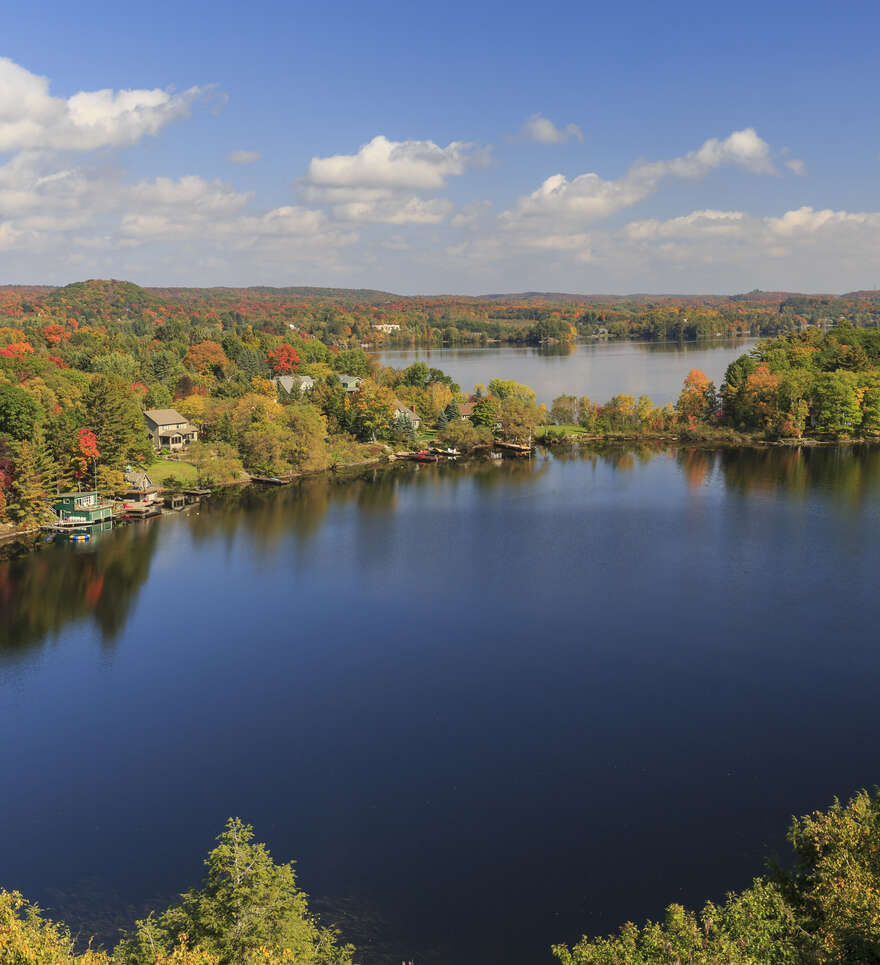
(144, 409, 199, 451)
(458, 402, 476, 420)
(53, 491, 113, 525)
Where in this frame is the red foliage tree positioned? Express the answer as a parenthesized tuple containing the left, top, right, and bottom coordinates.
(267, 344, 301, 374)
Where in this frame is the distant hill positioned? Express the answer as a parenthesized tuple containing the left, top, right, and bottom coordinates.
(45, 279, 164, 322)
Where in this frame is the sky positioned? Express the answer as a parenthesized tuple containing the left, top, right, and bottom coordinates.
(2, 0, 880, 295)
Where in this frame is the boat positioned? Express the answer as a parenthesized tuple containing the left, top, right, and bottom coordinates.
(430, 446, 460, 458)
(415, 449, 441, 463)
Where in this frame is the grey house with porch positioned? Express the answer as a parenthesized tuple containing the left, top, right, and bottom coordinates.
(144, 409, 199, 451)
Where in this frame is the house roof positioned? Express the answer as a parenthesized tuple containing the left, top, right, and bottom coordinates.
(274, 374, 315, 393)
(144, 408, 188, 426)
(458, 402, 476, 416)
(124, 471, 154, 490)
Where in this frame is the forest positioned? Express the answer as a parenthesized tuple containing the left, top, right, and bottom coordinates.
(4, 279, 880, 532)
(2, 788, 879, 963)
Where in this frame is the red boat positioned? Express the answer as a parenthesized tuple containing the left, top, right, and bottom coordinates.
(415, 449, 440, 463)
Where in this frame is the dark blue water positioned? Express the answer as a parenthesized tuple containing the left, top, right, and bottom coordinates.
(2, 446, 880, 964)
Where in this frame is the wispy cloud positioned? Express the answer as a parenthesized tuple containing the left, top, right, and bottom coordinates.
(227, 150, 262, 164)
(517, 113, 583, 144)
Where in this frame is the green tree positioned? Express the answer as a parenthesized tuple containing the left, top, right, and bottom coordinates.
(83, 375, 152, 488)
(437, 420, 492, 451)
(0, 381, 43, 441)
(471, 395, 501, 429)
(332, 348, 370, 377)
(812, 371, 862, 434)
(498, 396, 539, 442)
(551, 394, 579, 425)
(488, 378, 537, 403)
(115, 818, 355, 965)
(7, 429, 56, 526)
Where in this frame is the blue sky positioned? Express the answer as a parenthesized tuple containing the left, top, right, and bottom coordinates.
(2, 0, 879, 293)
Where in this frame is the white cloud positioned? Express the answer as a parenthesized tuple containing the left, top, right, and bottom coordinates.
(501, 128, 776, 227)
(784, 158, 807, 176)
(765, 205, 879, 236)
(227, 150, 262, 164)
(305, 135, 472, 191)
(520, 232, 591, 250)
(130, 175, 252, 214)
(0, 57, 207, 153)
(331, 196, 453, 224)
(451, 200, 492, 227)
(519, 113, 583, 144)
(623, 210, 746, 240)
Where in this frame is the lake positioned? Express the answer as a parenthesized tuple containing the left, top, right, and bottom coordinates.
(374, 338, 757, 404)
(3, 444, 880, 964)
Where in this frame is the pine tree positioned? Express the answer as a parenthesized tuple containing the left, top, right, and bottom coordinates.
(7, 429, 57, 527)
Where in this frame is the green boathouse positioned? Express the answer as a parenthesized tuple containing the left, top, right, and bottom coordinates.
(52, 491, 113, 525)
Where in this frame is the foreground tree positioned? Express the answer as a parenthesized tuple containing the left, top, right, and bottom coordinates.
(115, 818, 355, 965)
(553, 788, 880, 965)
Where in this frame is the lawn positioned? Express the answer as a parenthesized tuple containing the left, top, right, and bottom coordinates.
(535, 424, 589, 439)
(147, 457, 199, 486)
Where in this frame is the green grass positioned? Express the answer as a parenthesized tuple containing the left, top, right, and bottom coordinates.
(536, 424, 589, 439)
(147, 457, 199, 486)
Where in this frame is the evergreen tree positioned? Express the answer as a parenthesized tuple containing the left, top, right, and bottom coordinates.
(82, 376, 152, 489)
(7, 429, 56, 527)
(116, 818, 355, 965)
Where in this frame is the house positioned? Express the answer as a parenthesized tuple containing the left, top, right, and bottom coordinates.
(273, 374, 315, 396)
(338, 374, 364, 392)
(144, 409, 198, 451)
(457, 401, 476, 420)
(120, 470, 159, 506)
(393, 399, 421, 430)
(374, 323, 401, 334)
(53, 491, 113, 525)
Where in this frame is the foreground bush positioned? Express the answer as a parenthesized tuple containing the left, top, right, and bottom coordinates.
(0, 819, 354, 965)
(554, 789, 880, 965)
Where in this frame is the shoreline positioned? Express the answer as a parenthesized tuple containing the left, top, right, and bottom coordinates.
(3, 434, 877, 553)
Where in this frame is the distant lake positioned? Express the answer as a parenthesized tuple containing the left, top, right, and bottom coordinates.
(3, 444, 880, 964)
(374, 338, 757, 404)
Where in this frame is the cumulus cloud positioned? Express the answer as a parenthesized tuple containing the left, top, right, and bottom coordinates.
(305, 135, 472, 191)
(518, 113, 583, 144)
(226, 150, 262, 164)
(501, 128, 776, 227)
(764, 205, 880, 236)
(784, 158, 807, 176)
(0, 57, 207, 153)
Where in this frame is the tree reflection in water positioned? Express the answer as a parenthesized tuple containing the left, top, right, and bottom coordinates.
(4, 446, 880, 656)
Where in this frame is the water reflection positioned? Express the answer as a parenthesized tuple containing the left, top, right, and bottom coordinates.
(0, 522, 160, 658)
(4, 446, 880, 657)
